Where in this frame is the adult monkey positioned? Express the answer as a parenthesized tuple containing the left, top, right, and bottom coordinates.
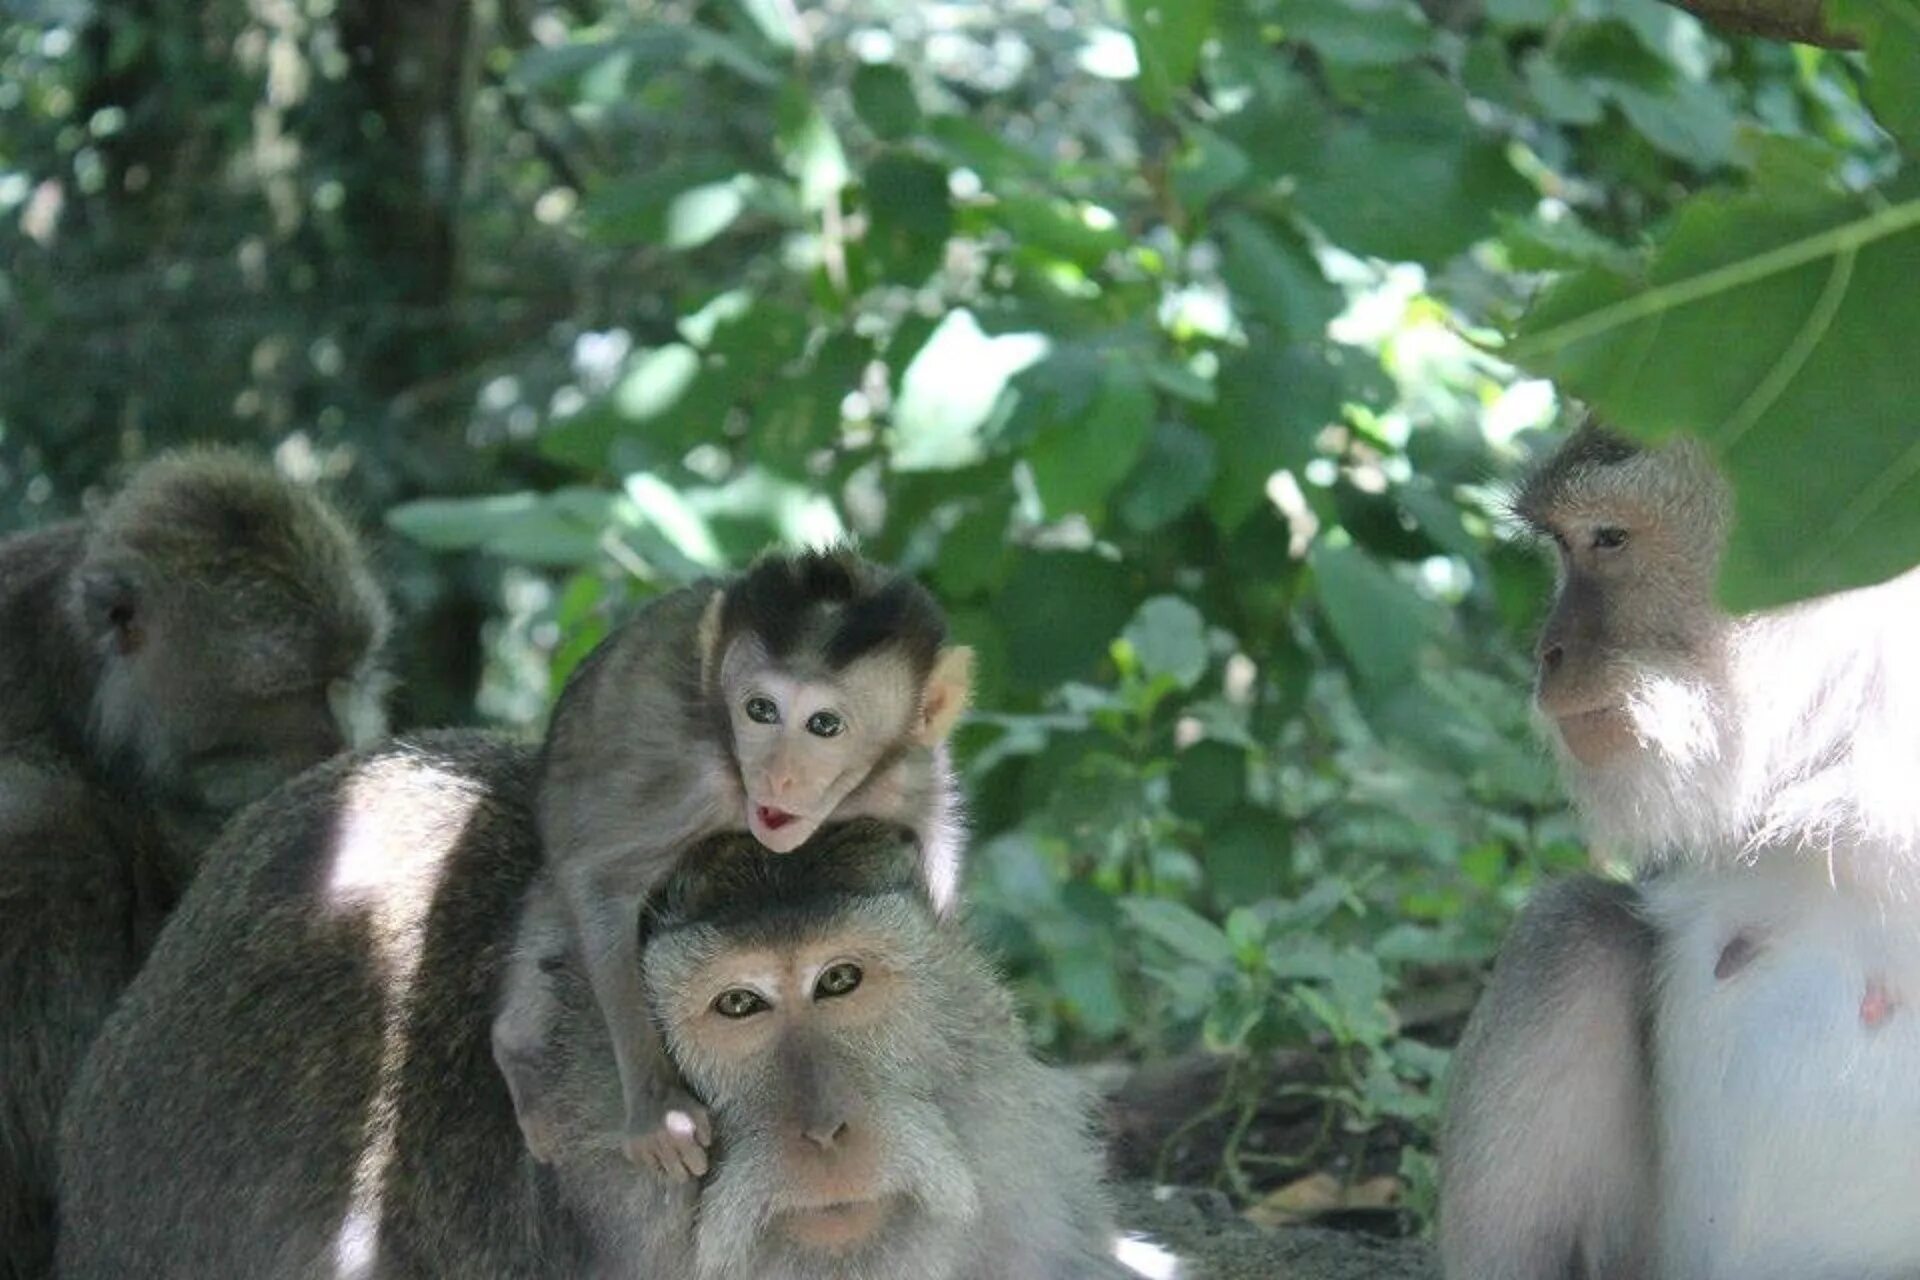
(0, 450, 390, 1280)
(1440, 426, 1920, 1280)
(58, 737, 1140, 1280)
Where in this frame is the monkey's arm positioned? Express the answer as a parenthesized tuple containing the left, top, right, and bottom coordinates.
(561, 851, 714, 1179)
(1439, 875, 1657, 1280)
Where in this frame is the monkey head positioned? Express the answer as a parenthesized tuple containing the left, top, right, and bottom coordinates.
(644, 821, 987, 1278)
(1514, 424, 1737, 857)
(69, 450, 391, 821)
(702, 549, 971, 855)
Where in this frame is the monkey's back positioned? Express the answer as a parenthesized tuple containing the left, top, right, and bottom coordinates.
(56, 732, 623, 1279)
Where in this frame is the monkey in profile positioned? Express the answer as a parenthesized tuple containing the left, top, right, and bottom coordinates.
(57, 740, 1138, 1279)
(0, 449, 390, 1280)
(495, 547, 973, 1177)
(1441, 425, 1920, 1280)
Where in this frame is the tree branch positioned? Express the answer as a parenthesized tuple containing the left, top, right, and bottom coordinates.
(1659, 0, 1860, 48)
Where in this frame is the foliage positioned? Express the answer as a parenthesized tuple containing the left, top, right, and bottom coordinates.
(0, 0, 1908, 1225)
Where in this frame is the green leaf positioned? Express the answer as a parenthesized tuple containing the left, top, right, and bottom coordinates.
(864, 151, 953, 283)
(777, 79, 850, 210)
(1115, 423, 1218, 533)
(387, 490, 614, 566)
(984, 195, 1128, 269)
(1172, 125, 1253, 213)
(891, 310, 1049, 471)
(1121, 897, 1236, 970)
(1283, 0, 1432, 66)
(934, 493, 1016, 597)
(1204, 806, 1291, 907)
(1831, 0, 1920, 154)
(1126, 0, 1214, 114)
(1217, 212, 1342, 338)
(1170, 741, 1250, 826)
(1288, 69, 1532, 265)
(1123, 596, 1210, 688)
(1027, 359, 1155, 519)
(1509, 178, 1920, 608)
(1201, 342, 1345, 528)
(1000, 551, 1136, 690)
(1309, 542, 1435, 687)
(582, 160, 740, 245)
(851, 63, 922, 141)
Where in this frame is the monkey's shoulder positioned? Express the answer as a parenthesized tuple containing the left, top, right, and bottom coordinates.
(189, 731, 543, 923)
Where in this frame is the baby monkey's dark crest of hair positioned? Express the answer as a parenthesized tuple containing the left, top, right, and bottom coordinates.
(719, 545, 947, 676)
(1511, 418, 1642, 533)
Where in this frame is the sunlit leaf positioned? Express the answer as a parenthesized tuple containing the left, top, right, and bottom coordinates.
(891, 309, 1048, 471)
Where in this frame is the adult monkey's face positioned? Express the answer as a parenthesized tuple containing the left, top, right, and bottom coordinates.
(642, 834, 982, 1280)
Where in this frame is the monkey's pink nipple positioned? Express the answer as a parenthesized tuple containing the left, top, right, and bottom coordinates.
(756, 805, 797, 831)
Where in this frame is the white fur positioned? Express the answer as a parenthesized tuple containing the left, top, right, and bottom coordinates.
(1561, 568, 1920, 889)
(1649, 862, 1920, 1279)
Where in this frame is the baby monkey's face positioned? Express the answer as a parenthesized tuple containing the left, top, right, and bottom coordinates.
(719, 640, 922, 853)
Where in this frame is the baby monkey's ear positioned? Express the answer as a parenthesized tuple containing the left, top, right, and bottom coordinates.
(916, 646, 974, 746)
(697, 590, 725, 690)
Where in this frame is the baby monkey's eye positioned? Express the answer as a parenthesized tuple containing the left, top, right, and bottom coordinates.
(713, 988, 770, 1018)
(805, 710, 844, 738)
(1591, 526, 1629, 551)
(814, 961, 862, 999)
(745, 696, 780, 725)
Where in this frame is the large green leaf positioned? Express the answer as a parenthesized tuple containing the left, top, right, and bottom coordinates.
(1509, 177, 1920, 609)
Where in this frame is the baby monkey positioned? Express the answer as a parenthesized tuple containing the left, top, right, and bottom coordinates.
(494, 547, 973, 1179)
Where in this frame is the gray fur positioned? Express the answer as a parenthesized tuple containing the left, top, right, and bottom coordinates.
(0, 451, 387, 1280)
(1440, 876, 1657, 1280)
(57, 738, 1124, 1279)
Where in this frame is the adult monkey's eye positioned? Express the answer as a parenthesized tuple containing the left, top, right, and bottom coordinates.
(713, 988, 770, 1018)
(805, 709, 844, 738)
(745, 696, 780, 725)
(1592, 527, 1629, 551)
(814, 961, 862, 998)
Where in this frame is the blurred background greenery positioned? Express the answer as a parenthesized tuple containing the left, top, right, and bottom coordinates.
(2, 0, 1912, 1234)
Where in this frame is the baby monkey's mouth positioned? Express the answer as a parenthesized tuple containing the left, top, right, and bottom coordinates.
(755, 805, 798, 831)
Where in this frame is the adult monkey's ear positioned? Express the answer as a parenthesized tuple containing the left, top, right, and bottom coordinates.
(697, 588, 726, 690)
(916, 646, 974, 746)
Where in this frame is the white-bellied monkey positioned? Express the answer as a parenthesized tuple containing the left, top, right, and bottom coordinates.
(1441, 424, 1920, 1280)
(496, 547, 972, 1178)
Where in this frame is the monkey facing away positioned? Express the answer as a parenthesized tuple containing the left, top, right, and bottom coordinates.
(0, 450, 389, 1280)
(1440, 425, 1920, 1280)
(497, 547, 973, 1179)
(57, 736, 1140, 1280)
